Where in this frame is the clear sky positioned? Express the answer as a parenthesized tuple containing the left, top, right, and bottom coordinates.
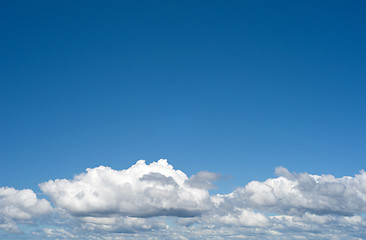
(1, 1, 366, 239)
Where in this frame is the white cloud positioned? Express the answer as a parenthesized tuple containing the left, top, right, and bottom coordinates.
(0, 187, 52, 232)
(2, 160, 366, 239)
(39, 159, 212, 218)
(228, 167, 366, 216)
(206, 207, 270, 227)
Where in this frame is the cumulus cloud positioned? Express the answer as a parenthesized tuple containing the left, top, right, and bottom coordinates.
(0, 187, 52, 232)
(2, 160, 366, 239)
(228, 167, 366, 216)
(40, 159, 213, 218)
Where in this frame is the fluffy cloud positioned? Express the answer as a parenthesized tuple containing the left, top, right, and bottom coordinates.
(228, 167, 366, 216)
(40, 159, 212, 218)
(2, 160, 366, 239)
(0, 187, 52, 232)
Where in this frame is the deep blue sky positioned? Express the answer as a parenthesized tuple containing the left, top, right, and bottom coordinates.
(1, 0, 365, 192)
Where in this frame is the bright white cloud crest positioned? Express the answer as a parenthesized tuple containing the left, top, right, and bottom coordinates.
(1, 159, 366, 239)
(40, 159, 211, 218)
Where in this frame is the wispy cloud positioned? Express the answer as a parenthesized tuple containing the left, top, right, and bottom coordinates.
(1, 159, 366, 239)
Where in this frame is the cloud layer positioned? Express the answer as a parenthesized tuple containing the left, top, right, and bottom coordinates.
(1, 159, 366, 239)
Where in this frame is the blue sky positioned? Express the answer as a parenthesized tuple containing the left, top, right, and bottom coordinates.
(1, 1, 366, 239)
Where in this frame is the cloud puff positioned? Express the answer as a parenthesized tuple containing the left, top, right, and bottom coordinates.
(40, 159, 213, 219)
(227, 167, 366, 216)
(0, 187, 52, 232)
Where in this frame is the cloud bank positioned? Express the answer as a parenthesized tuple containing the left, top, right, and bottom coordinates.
(1, 159, 366, 239)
